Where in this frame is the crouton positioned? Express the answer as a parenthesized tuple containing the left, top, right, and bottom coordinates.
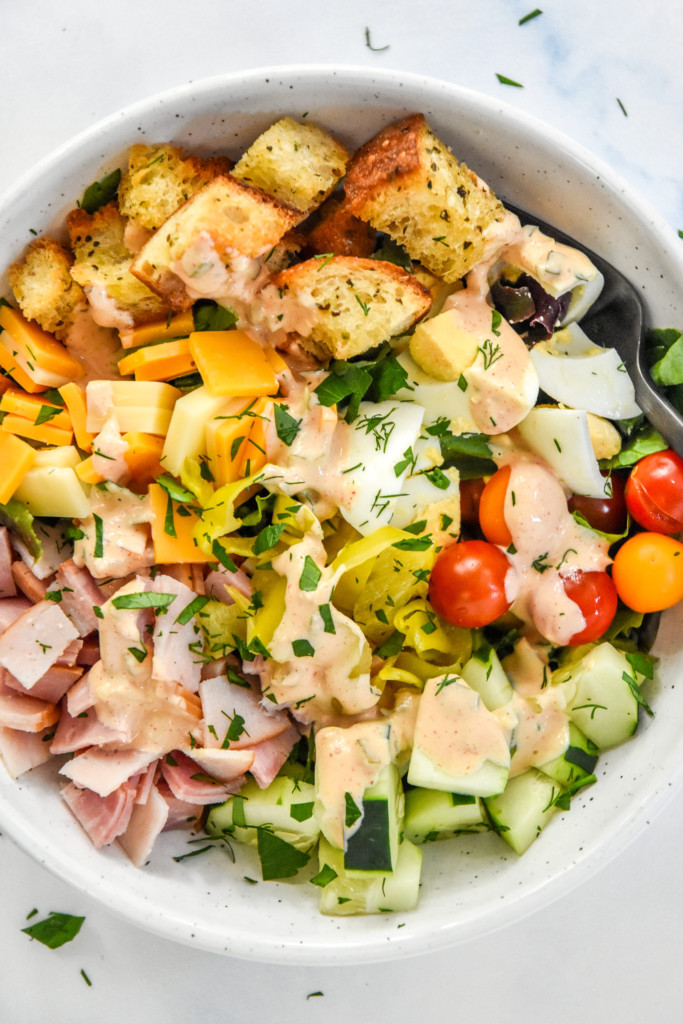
(344, 114, 505, 283)
(232, 117, 349, 214)
(261, 230, 305, 273)
(130, 175, 302, 311)
(68, 203, 170, 330)
(8, 238, 86, 339)
(118, 144, 232, 232)
(273, 255, 431, 361)
(306, 195, 376, 258)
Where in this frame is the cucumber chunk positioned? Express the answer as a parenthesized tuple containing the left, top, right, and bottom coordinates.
(343, 763, 403, 875)
(206, 775, 319, 852)
(484, 769, 563, 855)
(317, 837, 422, 915)
(560, 642, 639, 749)
(404, 787, 486, 843)
(461, 643, 514, 710)
(408, 745, 509, 797)
(538, 722, 599, 786)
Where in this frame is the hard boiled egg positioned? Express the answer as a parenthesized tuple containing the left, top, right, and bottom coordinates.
(517, 406, 611, 498)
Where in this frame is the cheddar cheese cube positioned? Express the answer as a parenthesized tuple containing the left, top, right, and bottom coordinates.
(58, 382, 94, 451)
(205, 397, 253, 486)
(123, 432, 165, 487)
(148, 482, 217, 564)
(118, 338, 196, 382)
(0, 305, 84, 386)
(0, 432, 36, 503)
(118, 309, 195, 350)
(188, 330, 278, 398)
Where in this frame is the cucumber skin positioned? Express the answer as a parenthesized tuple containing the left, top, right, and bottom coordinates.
(484, 769, 562, 855)
(404, 787, 485, 843)
(318, 837, 422, 916)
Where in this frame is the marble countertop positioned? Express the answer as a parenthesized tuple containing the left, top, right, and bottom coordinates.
(0, 2, 682, 1021)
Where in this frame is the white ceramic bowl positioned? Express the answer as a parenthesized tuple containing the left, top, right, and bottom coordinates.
(1, 66, 683, 965)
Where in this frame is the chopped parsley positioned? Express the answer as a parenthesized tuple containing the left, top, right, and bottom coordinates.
(22, 911, 85, 949)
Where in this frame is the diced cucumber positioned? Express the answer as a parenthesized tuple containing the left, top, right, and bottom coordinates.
(408, 745, 509, 797)
(205, 775, 319, 852)
(343, 763, 403, 876)
(538, 722, 599, 786)
(461, 643, 514, 710)
(317, 837, 422, 916)
(484, 769, 563, 855)
(560, 642, 639, 749)
(404, 787, 485, 843)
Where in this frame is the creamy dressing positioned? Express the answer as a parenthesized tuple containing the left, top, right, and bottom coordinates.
(63, 308, 122, 382)
(73, 485, 154, 579)
(264, 529, 378, 721)
(86, 284, 134, 331)
(499, 452, 610, 645)
(414, 674, 510, 777)
(500, 224, 599, 299)
(91, 415, 129, 483)
(315, 720, 393, 848)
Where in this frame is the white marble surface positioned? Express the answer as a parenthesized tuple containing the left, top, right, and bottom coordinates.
(0, 1, 682, 1021)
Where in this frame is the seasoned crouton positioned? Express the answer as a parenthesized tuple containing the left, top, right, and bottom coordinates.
(306, 195, 376, 258)
(273, 255, 431, 361)
(8, 238, 86, 339)
(118, 144, 232, 232)
(232, 117, 349, 215)
(261, 230, 305, 273)
(68, 203, 170, 330)
(130, 175, 302, 311)
(344, 114, 504, 283)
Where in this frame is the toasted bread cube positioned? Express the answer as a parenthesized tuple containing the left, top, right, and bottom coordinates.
(272, 255, 431, 360)
(68, 203, 170, 329)
(130, 175, 302, 311)
(306, 195, 376, 258)
(8, 237, 86, 340)
(232, 117, 349, 214)
(118, 144, 232, 232)
(344, 114, 505, 283)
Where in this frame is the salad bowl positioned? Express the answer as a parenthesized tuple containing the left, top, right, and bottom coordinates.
(1, 65, 683, 964)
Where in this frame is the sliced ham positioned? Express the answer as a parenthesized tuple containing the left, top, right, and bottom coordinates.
(204, 565, 252, 605)
(59, 746, 157, 797)
(160, 750, 241, 805)
(54, 559, 104, 637)
(61, 779, 136, 848)
(13, 521, 71, 580)
(0, 528, 16, 599)
(157, 778, 200, 830)
(199, 673, 292, 750)
(11, 562, 48, 603)
(50, 702, 127, 756)
(0, 725, 52, 777)
(0, 597, 31, 632)
(0, 675, 60, 733)
(56, 637, 84, 667)
(118, 784, 169, 866)
(134, 758, 159, 805)
(66, 669, 95, 716)
(150, 574, 202, 694)
(0, 601, 80, 688)
(177, 746, 254, 783)
(99, 576, 153, 680)
(3, 664, 83, 704)
(245, 724, 300, 789)
(76, 635, 101, 667)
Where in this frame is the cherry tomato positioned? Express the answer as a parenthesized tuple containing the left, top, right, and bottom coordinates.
(479, 465, 512, 546)
(429, 539, 512, 628)
(561, 570, 618, 645)
(568, 472, 627, 534)
(612, 532, 683, 612)
(459, 478, 485, 529)
(625, 449, 683, 534)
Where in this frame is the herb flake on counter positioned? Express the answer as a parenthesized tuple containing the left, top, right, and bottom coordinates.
(496, 73, 524, 88)
(617, 97, 628, 117)
(519, 8, 542, 24)
(22, 911, 85, 949)
(364, 26, 389, 51)
(307, 992, 324, 1000)
(81, 969, 92, 987)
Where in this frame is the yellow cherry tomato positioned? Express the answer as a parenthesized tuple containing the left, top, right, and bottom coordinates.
(612, 532, 683, 612)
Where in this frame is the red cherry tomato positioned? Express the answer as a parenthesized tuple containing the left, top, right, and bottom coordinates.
(459, 478, 486, 529)
(612, 532, 683, 612)
(479, 466, 512, 546)
(561, 570, 618, 645)
(429, 539, 512, 628)
(568, 472, 627, 534)
(625, 449, 683, 534)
